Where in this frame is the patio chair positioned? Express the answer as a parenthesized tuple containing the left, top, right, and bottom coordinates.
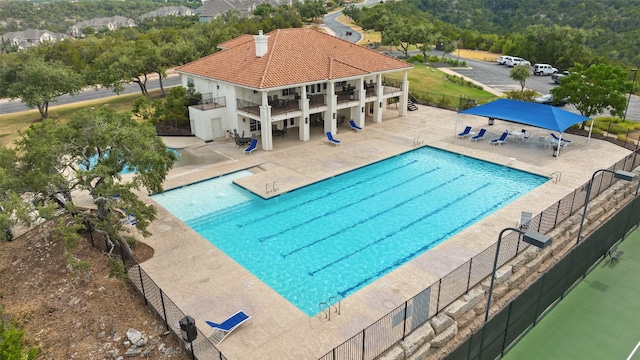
(490, 131, 509, 145)
(457, 126, 472, 139)
(518, 211, 533, 230)
(349, 120, 363, 132)
(206, 310, 252, 345)
(326, 132, 341, 146)
(244, 138, 259, 155)
(550, 133, 571, 145)
(470, 128, 487, 142)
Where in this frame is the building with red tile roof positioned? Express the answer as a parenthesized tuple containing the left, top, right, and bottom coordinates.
(176, 28, 413, 150)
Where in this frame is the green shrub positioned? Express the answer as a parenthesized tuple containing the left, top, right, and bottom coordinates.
(108, 258, 127, 280)
(0, 306, 39, 360)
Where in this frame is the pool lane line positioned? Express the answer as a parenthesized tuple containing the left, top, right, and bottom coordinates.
(256, 166, 443, 244)
(281, 173, 466, 259)
(308, 185, 518, 277)
(336, 191, 520, 297)
(235, 160, 421, 228)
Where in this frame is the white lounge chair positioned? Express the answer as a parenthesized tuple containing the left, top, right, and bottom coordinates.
(518, 211, 533, 230)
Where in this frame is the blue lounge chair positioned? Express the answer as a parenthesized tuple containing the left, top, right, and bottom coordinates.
(469, 128, 486, 142)
(348, 119, 362, 132)
(205, 310, 252, 345)
(244, 138, 258, 155)
(490, 131, 509, 145)
(326, 132, 341, 146)
(550, 133, 571, 145)
(457, 126, 472, 138)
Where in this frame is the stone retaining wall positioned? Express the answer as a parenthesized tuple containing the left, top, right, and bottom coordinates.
(377, 179, 637, 360)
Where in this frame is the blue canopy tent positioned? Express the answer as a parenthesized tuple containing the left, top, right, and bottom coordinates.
(459, 99, 591, 157)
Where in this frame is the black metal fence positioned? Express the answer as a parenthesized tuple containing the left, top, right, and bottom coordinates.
(445, 195, 640, 360)
(319, 149, 640, 360)
(127, 265, 227, 360)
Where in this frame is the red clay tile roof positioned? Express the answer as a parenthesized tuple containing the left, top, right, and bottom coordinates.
(176, 28, 413, 89)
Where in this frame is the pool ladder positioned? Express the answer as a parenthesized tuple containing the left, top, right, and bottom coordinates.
(318, 296, 341, 321)
(413, 137, 424, 147)
(265, 181, 279, 195)
(548, 171, 562, 184)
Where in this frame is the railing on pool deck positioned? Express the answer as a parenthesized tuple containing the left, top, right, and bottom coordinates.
(318, 148, 640, 360)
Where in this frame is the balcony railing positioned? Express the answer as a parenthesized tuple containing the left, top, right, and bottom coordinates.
(269, 98, 300, 116)
(309, 94, 325, 108)
(191, 94, 226, 111)
(237, 99, 261, 116)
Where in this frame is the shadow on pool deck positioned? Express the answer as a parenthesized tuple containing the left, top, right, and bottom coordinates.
(138, 105, 631, 360)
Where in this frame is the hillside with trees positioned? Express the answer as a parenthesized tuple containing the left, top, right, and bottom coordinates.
(409, 0, 640, 66)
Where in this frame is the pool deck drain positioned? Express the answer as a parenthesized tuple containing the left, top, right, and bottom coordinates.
(136, 105, 632, 360)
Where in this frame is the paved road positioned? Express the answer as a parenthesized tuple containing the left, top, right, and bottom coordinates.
(0, 76, 182, 115)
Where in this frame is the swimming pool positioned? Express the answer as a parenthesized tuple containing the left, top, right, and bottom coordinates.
(152, 146, 547, 316)
(85, 148, 180, 174)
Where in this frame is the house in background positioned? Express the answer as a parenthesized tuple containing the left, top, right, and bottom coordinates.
(69, 16, 136, 38)
(0, 29, 68, 50)
(176, 28, 413, 151)
(195, 0, 294, 22)
(139, 6, 195, 20)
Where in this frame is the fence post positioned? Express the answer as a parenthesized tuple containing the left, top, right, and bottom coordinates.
(554, 201, 561, 228)
(137, 266, 147, 305)
(160, 290, 170, 331)
(466, 258, 473, 291)
(436, 279, 442, 313)
(402, 301, 408, 340)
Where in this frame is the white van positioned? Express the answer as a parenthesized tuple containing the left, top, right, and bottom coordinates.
(533, 64, 558, 76)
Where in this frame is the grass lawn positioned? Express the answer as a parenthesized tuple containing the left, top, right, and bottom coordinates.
(385, 63, 498, 104)
(0, 90, 155, 148)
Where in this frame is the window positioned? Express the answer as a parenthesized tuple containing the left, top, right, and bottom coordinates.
(316, 84, 320, 92)
(250, 119, 261, 132)
(336, 81, 346, 88)
(187, 78, 194, 85)
(282, 87, 296, 96)
(289, 118, 294, 126)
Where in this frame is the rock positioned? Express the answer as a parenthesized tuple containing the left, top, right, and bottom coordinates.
(164, 347, 175, 356)
(430, 314, 454, 334)
(143, 343, 155, 356)
(68, 297, 80, 307)
(126, 328, 143, 344)
(124, 346, 142, 357)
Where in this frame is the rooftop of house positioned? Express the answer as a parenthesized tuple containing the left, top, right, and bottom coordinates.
(175, 28, 413, 90)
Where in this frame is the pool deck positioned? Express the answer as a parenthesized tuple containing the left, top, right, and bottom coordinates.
(136, 105, 631, 360)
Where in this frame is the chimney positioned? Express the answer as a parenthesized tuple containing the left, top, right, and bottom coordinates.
(254, 30, 269, 58)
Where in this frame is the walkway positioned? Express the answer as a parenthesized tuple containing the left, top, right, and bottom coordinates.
(138, 105, 631, 359)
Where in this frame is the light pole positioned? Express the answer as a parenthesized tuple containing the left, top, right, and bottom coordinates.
(484, 228, 552, 322)
(576, 169, 636, 245)
(624, 68, 637, 120)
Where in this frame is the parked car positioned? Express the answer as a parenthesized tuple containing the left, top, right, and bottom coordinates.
(552, 71, 570, 84)
(533, 64, 558, 76)
(507, 57, 531, 67)
(534, 94, 567, 106)
(496, 55, 511, 65)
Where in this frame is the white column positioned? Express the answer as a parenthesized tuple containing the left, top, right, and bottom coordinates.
(300, 86, 310, 141)
(325, 81, 337, 135)
(259, 92, 272, 150)
(373, 74, 383, 123)
(399, 71, 409, 117)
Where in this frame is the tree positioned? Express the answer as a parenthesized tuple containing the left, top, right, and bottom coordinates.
(0, 52, 84, 119)
(551, 63, 631, 128)
(510, 65, 531, 91)
(86, 39, 161, 97)
(11, 108, 176, 258)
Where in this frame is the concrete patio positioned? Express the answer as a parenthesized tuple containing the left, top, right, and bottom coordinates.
(135, 104, 631, 359)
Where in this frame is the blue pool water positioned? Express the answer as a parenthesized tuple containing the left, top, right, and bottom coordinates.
(86, 148, 180, 174)
(152, 147, 547, 316)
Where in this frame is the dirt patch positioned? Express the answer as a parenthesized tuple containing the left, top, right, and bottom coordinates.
(0, 218, 190, 360)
